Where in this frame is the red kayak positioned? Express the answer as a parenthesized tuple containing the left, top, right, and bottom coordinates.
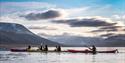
(67, 49, 118, 53)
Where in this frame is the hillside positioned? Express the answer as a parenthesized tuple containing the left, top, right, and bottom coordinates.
(0, 22, 61, 48)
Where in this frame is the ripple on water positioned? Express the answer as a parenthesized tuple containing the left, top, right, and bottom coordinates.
(0, 47, 125, 63)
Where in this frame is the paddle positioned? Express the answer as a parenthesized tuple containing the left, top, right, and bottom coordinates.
(84, 45, 92, 50)
(41, 43, 44, 45)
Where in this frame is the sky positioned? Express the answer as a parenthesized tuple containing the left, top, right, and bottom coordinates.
(0, 0, 125, 41)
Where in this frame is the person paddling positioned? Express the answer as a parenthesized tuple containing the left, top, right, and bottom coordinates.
(88, 45, 97, 54)
(57, 46, 61, 51)
(26, 45, 31, 50)
(39, 45, 43, 51)
(43, 45, 48, 51)
(115, 49, 119, 53)
(38, 43, 43, 51)
(55, 45, 61, 52)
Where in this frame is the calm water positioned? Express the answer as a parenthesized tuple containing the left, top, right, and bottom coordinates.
(0, 47, 125, 63)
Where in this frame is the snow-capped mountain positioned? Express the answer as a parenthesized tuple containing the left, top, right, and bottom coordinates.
(0, 22, 61, 48)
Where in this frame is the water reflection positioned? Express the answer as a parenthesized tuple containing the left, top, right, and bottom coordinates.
(0, 47, 125, 63)
(0, 51, 27, 62)
(92, 55, 96, 63)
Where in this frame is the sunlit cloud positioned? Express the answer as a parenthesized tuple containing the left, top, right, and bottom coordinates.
(91, 26, 125, 32)
(52, 17, 117, 27)
(111, 15, 125, 24)
(21, 10, 62, 20)
(28, 26, 58, 30)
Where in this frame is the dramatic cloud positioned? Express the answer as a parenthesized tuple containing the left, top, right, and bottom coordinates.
(21, 10, 62, 20)
(53, 18, 116, 27)
(91, 26, 125, 32)
(100, 33, 116, 37)
(100, 26, 125, 30)
(28, 26, 57, 30)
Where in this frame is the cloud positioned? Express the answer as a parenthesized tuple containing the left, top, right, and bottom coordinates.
(0, 2, 56, 15)
(111, 15, 125, 24)
(112, 15, 125, 20)
(52, 18, 116, 27)
(28, 26, 57, 30)
(100, 33, 116, 37)
(21, 10, 64, 20)
(91, 26, 125, 32)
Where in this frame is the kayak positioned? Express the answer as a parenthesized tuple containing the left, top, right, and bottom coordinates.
(67, 49, 118, 53)
(11, 49, 27, 52)
(10, 49, 118, 53)
(10, 49, 67, 52)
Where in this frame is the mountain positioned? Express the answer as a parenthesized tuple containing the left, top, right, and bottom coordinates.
(44, 34, 125, 47)
(0, 22, 61, 48)
(43, 35, 105, 47)
(103, 34, 125, 47)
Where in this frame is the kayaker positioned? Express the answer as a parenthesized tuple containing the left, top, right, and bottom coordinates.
(39, 45, 43, 51)
(88, 45, 96, 54)
(115, 49, 119, 53)
(54, 46, 58, 51)
(57, 46, 61, 51)
(43, 45, 48, 51)
(38, 43, 43, 51)
(55, 45, 61, 51)
(26, 45, 31, 50)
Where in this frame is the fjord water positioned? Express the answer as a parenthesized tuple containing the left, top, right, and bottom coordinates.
(0, 47, 125, 63)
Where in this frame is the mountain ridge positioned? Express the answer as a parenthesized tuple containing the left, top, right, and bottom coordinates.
(0, 22, 61, 48)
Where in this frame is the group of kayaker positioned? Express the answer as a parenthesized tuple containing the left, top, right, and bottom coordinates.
(26, 45, 61, 51)
(26, 45, 96, 53)
(26, 45, 119, 54)
(38, 45, 48, 51)
(11, 45, 119, 54)
(55, 46, 61, 51)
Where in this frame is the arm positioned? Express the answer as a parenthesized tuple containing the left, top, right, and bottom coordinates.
(88, 47, 92, 50)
